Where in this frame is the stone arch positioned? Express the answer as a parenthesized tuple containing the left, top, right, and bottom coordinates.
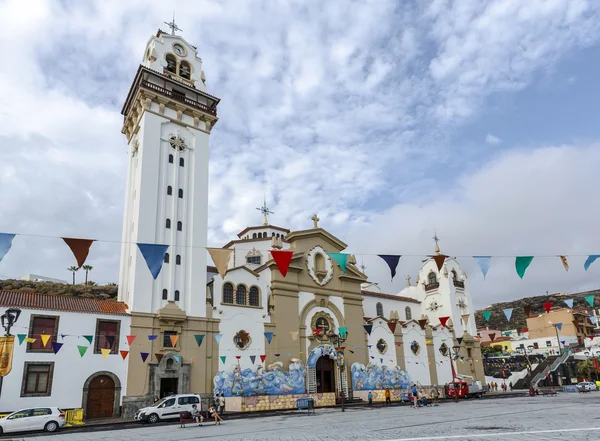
(81, 371, 122, 418)
(299, 298, 346, 331)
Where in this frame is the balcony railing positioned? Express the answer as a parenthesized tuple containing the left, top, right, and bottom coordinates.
(425, 282, 439, 291)
(141, 80, 217, 115)
(453, 280, 465, 288)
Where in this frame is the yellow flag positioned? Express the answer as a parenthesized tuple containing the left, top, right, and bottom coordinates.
(425, 340, 432, 344)
(40, 334, 51, 347)
(290, 331, 299, 342)
(101, 348, 111, 359)
(169, 335, 179, 347)
(559, 256, 569, 271)
(206, 248, 233, 278)
(0, 336, 15, 377)
(25, 338, 36, 343)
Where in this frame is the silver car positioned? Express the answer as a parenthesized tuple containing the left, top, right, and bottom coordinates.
(0, 407, 66, 434)
(576, 381, 598, 391)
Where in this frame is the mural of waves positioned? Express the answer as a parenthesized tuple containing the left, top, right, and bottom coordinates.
(351, 362, 410, 390)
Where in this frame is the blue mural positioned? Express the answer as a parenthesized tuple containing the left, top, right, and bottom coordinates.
(307, 344, 337, 368)
(213, 360, 305, 397)
(351, 362, 410, 390)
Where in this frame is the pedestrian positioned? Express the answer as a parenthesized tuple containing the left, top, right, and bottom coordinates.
(209, 404, 223, 425)
(191, 404, 203, 426)
(368, 391, 373, 405)
(411, 384, 419, 409)
(385, 388, 391, 405)
(219, 393, 225, 416)
(433, 386, 440, 406)
(153, 395, 159, 403)
(509, 382, 513, 391)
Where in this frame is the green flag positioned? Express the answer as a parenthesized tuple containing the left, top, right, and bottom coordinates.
(83, 335, 93, 344)
(17, 334, 27, 345)
(77, 345, 88, 357)
(585, 295, 595, 307)
(482, 311, 491, 322)
(220, 356, 226, 364)
(194, 335, 205, 347)
(515, 256, 534, 279)
(327, 253, 349, 274)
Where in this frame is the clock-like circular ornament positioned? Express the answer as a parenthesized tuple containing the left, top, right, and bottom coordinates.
(173, 43, 185, 56)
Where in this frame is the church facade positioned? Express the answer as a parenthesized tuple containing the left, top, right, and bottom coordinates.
(118, 27, 484, 415)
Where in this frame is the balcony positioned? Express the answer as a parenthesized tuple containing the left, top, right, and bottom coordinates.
(425, 282, 439, 291)
(453, 279, 465, 288)
(141, 80, 217, 115)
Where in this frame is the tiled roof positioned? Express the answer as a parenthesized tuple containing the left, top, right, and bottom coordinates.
(0, 291, 129, 316)
(361, 290, 421, 304)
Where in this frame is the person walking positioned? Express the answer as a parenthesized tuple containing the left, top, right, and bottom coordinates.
(411, 384, 419, 409)
(509, 382, 513, 391)
(218, 394, 225, 416)
(384, 388, 391, 405)
(368, 391, 373, 405)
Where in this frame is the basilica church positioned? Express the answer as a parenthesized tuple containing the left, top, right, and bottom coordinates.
(117, 26, 484, 414)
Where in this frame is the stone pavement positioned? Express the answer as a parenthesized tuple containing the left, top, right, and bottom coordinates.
(5, 393, 600, 441)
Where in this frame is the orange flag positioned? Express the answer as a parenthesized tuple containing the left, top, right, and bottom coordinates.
(120, 350, 129, 360)
(62, 238, 95, 268)
(169, 335, 179, 347)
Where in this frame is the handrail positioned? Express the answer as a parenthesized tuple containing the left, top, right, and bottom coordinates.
(532, 350, 571, 387)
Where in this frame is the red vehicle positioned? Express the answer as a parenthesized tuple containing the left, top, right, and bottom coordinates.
(445, 380, 483, 399)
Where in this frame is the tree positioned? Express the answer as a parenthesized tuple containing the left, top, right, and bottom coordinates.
(67, 266, 79, 285)
(82, 265, 93, 285)
(577, 360, 595, 380)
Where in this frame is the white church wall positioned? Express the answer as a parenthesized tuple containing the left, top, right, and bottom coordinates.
(328, 296, 345, 318)
(402, 323, 431, 386)
(367, 318, 397, 368)
(298, 291, 315, 315)
(432, 326, 454, 385)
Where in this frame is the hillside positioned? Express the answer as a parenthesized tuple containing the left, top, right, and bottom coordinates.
(0, 279, 118, 300)
(475, 289, 600, 331)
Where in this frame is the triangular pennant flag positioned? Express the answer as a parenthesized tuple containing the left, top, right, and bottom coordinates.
(338, 327, 348, 339)
(433, 254, 447, 271)
(155, 353, 164, 363)
(270, 250, 294, 277)
(52, 342, 63, 354)
(456, 337, 463, 345)
(559, 256, 569, 271)
(589, 336, 595, 341)
(83, 335, 93, 344)
(556, 322, 563, 331)
(289, 331, 299, 342)
(77, 345, 88, 357)
(482, 311, 491, 322)
(378, 255, 401, 280)
(590, 316, 598, 325)
(206, 248, 233, 278)
(326, 253, 349, 274)
(235, 355, 241, 360)
(363, 324, 373, 335)
(101, 348, 111, 359)
(543, 302, 552, 313)
(561, 340, 566, 345)
(207, 356, 212, 359)
(126, 335, 136, 345)
(418, 319, 427, 329)
(515, 256, 534, 279)
(250, 355, 256, 364)
(439, 316, 450, 327)
(17, 334, 26, 345)
(260, 354, 266, 363)
(380, 358, 383, 363)
(169, 335, 179, 347)
(473, 256, 491, 279)
(220, 356, 226, 364)
(584, 255, 600, 271)
(585, 295, 595, 307)
(25, 337, 36, 343)
(62, 237, 95, 268)
(425, 340, 432, 344)
(264, 332, 274, 344)
(388, 322, 397, 334)
(148, 335, 158, 341)
(141, 352, 149, 362)
(0, 233, 16, 263)
(105, 335, 115, 348)
(137, 243, 169, 279)
(120, 350, 129, 360)
(214, 334, 223, 345)
(395, 343, 401, 346)
(564, 299, 574, 309)
(489, 333, 496, 342)
(461, 314, 470, 325)
(524, 305, 531, 317)
(503, 309, 513, 321)
(40, 334, 51, 347)
(173, 355, 181, 363)
(60, 333, 67, 340)
(194, 335, 205, 347)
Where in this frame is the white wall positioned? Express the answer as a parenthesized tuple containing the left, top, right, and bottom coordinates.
(432, 326, 454, 385)
(512, 335, 578, 355)
(1, 308, 130, 412)
(402, 323, 431, 386)
(362, 295, 418, 322)
(298, 291, 315, 315)
(367, 318, 397, 368)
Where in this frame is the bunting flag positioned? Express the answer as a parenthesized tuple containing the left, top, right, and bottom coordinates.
(489, 333, 496, 342)
(148, 335, 158, 341)
(270, 250, 294, 277)
(120, 350, 129, 360)
(439, 316, 450, 327)
(327, 253, 349, 274)
(62, 237, 95, 268)
(543, 302, 552, 313)
(590, 316, 598, 325)
(378, 255, 401, 280)
(106, 335, 115, 348)
(585, 295, 595, 307)
(101, 348, 111, 359)
(0, 233, 16, 263)
(503, 309, 513, 321)
(289, 331, 299, 342)
(207, 356, 212, 359)
(418, 319, 428, 329)
(173, 355, 181, 363)
(559, 256, 569, 271)
(363, 324, 373, 335)
(338, 327, 348, 339)
(126, 335, 136, 345)
(77, 345, 88, 357)
(264, 332, 274, 344)
(564, 299, 574, 309)
(589, 336, 595, 341)
(260, 354, 266, 363)
(473, 256, 491, 279)
(456, 337, 463, 345)
(380, 358, 383, 364)
(314, 328, 323, 336)
(155, 353, 164, 363)
(584, 255, 600, 271)
(17, 334, 26, 345)
(137, 243, 169, 279)
(141, 352, 149, 362)
(524, 305, 532, 317)
(235, 355, 241, 360)
(214, 334, 223, 345)
(425, 340, 432, 344)
(461, 314, 471, 325)
(206, 248, 233, 278)
(220, 356, 226, 364)
(25, 338, 35, 343)
(433, 254, 447, 271)
(556, 322, 563, 331)
(395, 343, 401, 346)
(194, 335, 205, 347)
(388, 322, 397, 334)
(561, 341, 566, 345)
(515, 256, 534, 279)
(52, 342, 63, 354)
(169, 335, 179, 347)
(482, 311, 491, 322)
(82, 335, 93, 344)
(40, 334, 51, 347)
(250, 355, 256, 364)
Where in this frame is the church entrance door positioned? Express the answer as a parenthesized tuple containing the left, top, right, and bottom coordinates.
(316, 356, 335, 393)
(160, 378, 178, 398)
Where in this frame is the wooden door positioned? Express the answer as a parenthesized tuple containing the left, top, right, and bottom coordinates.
(86, 375, 115, 419)
(316, 356, 335, 393)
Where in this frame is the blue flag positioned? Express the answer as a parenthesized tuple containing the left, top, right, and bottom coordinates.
(264, 332, 274, 344)
(137, 243, 169, 279)
(0, 233, 15, 263)
(584, 255, 600, 271)
(503, 309, 513, 321)
(173, 355, 181, 364)
(214, 334, 223, 345)
(378, 255, 401, 280)
(473, 256, 491, 279)
(556, 322, 563, 331)
(564, 299, 574, 309)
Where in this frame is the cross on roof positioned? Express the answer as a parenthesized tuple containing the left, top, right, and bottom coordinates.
(256, 198, 274, 226)
(311, 214, 320, 229)
(164, 12, 182, 35)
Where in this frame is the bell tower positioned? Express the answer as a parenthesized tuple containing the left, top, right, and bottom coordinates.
(118, 23, 219, 317)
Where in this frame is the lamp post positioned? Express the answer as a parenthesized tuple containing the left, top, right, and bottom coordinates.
(1, 308, 21, 336)
(330, 332, 347, 412)
(448, 344, 461, 403)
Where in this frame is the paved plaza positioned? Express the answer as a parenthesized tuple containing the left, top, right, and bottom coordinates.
(5, 394, 600, 441)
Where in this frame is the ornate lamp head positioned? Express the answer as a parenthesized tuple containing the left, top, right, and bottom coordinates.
(1, 308, 21, 336)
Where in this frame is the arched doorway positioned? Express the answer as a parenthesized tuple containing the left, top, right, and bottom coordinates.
(316, 356, 335, 393)
(83, 372, 120, 419)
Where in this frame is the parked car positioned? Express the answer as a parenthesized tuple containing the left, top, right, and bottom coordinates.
(0, 407, 65, 434)
(134, 394, 202, 423)
(576, 382, 597, 391)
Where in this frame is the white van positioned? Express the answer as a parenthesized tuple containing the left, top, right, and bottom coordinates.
(134, 394, 202, 424)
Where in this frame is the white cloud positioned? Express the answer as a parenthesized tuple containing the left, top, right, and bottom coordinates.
(486, 134, 502, 145)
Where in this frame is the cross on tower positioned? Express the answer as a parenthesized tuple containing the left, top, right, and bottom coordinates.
(164, 12, 182, 35)
(256, 198, 274, 226)
(359, 260, 367, 274)
(432, 230, 441, 254)
(311, 214, 320, 229)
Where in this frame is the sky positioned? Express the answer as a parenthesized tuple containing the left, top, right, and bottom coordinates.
(1, 0, 600, 309)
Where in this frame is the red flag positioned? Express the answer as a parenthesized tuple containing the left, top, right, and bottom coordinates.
(439, 316, 450, 327)
(395, 343, 401, 346)
(489, 333, 496, 342)
(62, 237, 95, 268)
(433, 254, 447, 271)
(594, 359, 599, 371)
(260, 354, 266, 363)
(155, 353, 164, 363)
(126, 335, 136, 345)
(270, 250, 294, 277)
(524, 305, 531, 317)
(589, 336, 595, 340)
(120, 350, 129, 360)
(543, 302, 552, 313)
(418, 319, 427, 329)
(388, 322, 397, 334)
(235, 355, 241, 359)
(521, 328, 528, 333)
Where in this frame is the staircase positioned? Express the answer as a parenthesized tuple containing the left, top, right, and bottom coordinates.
(532, 350, 571, 387)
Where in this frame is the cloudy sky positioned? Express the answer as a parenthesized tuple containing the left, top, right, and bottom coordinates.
(1, 0, 600, 308)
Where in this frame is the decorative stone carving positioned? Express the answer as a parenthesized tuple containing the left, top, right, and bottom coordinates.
(309, 311, 334, 342)
(376, 338, 388, 354)
(410, 341, 420, 355)
(306, 246, 334, 286)
(439, 343, 449, 357)
(233, 330, 251, 350)
(169, 134, 187, 151)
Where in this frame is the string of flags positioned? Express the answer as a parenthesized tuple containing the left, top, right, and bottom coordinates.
(1, 233, 600, 281)
(480, 296, 595, 323)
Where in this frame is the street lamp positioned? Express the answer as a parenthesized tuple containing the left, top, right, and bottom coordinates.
(329, 331, 348, 412)
(449, 344, 461, 403)
(1, 308, 21, 336)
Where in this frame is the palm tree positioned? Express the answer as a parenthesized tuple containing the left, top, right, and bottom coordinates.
(82, 265, 93, 285)
(67, 266, 79, 285)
